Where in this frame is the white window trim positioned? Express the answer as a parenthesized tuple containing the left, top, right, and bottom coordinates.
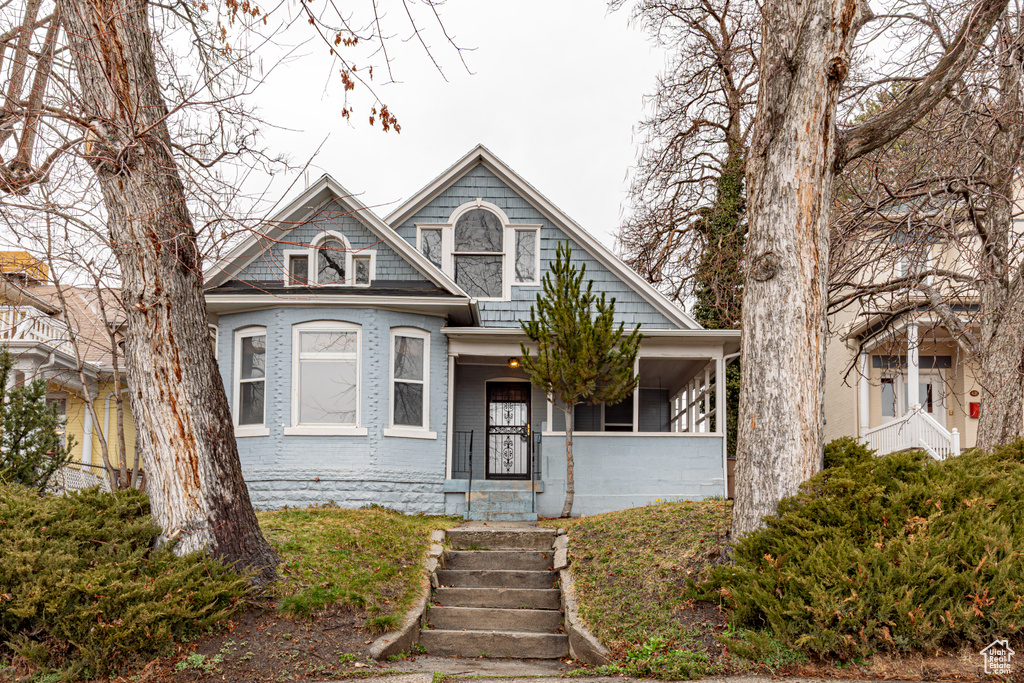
(385, 326, 436, 439)
(233, 326, 269, 436)
(300, 231, 377, 287)
(350, 250, 376, 288)
(511, 226, 541, 286)
(283, 249, 311, 288)
(415, 200, 541, 301)
(287, 320, 365, 435)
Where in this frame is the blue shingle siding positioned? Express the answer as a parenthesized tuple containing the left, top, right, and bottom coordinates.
(236, 199, 430, 284)
(394, 164, 677, 329)
(216, 306, 448, 512)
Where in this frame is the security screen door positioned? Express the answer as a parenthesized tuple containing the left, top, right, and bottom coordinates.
(486, 382, 531, 479)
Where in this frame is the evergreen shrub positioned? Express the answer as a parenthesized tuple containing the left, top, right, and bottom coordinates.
(704, 438, 1024, 659)
(0, 484, 247, 675)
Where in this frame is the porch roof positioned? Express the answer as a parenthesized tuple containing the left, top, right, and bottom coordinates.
(441, 326, 740, 357)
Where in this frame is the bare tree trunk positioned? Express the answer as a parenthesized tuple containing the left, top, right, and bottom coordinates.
(976, 19, 1024, 450)
(561, 408, 575, 518)
(733, 0, 1009, 536)
(732, 0, 869, 537)
(57, 0, 277, 582)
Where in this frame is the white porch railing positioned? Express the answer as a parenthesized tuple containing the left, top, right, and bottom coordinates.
(0, 305, 73, 354)
(863, 404, 961, 460)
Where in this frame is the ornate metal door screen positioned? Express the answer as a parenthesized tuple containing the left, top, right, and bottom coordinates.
(486, 382, 531, 479)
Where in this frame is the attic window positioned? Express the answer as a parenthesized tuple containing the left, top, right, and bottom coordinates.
(414, 200, 541, 300)
(289, 254, 309, 284)
(316, 238, 347, 285)
(284, 231, 375, 287)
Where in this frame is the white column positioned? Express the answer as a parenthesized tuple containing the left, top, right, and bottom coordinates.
(717, 354, 728, 497)
(82, 403, 93, 466)
(907, 322, 920, 413)
(632, 357, 640, 431)
(859, 352, 870, 437)
(445, 354, 455, 480)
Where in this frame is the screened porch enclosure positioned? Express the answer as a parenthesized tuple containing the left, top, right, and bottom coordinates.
(546, 357, 724, 434)
(448, 353, 729, 482)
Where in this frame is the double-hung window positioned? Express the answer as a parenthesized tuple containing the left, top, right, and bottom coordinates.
(287, 322, 367, 435)
(453, 209, 505, 299)
(385, 328, 435, 439)
(234, 327, 268, 436)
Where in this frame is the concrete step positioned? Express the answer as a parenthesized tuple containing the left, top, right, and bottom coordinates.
(466, 511, 538, 522)
(469, 490, 533, 503)
(469, 480, 543, 492)
(447, 528, 556, 550)
(426, 605, 563, 633)
(433, 587, 561, 610)
(445, 550, 553, 571)
(419, 629, 568, 659)
(436, 569, 557, 589)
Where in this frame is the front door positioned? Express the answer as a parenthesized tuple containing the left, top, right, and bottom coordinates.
(881, 371, 947, 428)
(486, 382, 531, 479)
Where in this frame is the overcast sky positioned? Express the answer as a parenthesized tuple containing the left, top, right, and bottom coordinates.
(250, 1, 667, 248)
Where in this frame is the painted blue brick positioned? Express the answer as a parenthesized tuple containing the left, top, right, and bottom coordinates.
(216, 307, 448, 512)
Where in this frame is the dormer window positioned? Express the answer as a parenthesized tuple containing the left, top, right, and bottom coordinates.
(317, 238, 347, 284)
(415, 200, 541, 300)
(283, 230, 375, 288)
(454, 209, 504, 298)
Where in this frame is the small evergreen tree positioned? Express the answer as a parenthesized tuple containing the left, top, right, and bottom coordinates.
(0, 347, 75, 490)
(520, 243, 642, 517)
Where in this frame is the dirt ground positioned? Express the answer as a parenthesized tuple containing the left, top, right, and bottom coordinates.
(125, 600, 389, 683)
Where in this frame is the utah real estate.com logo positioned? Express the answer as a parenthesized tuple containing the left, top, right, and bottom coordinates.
(980, 639, 1015, 676)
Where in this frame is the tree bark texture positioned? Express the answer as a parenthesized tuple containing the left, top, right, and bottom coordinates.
(975, 23, 1024, 450)
(732, 0, 868, 537)
(561, 408, 575, 518)
(57, 0, 277, 582)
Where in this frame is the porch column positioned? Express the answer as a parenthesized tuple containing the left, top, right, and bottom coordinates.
(445, 354, 455, 480)
(716, 354, 727, 495)
(907, 322, 920, 411)
(859, 352, 870, 437)
(82, 403, 93, 466)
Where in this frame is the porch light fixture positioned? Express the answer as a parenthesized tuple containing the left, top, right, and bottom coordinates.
(507, 357, 521, 369)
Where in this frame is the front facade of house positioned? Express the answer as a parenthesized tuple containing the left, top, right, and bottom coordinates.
(205, 147, 738, 518)
(0, 252, 139, 488)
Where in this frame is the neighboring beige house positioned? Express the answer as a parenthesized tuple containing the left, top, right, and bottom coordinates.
(823, 227, 989, 459)
(0, 252, 138, 487)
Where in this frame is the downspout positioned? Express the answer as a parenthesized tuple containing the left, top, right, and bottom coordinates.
(82, 402, 93, 466)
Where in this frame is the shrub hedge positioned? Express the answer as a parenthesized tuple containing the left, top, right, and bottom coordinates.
(0, 484, 247, 675)
(704, 438, 1024, 659)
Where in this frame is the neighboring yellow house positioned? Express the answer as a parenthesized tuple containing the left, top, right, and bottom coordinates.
(0, 252, 138, 485)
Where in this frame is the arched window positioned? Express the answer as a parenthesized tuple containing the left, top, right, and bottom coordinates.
(415, 200, 540, 300)
(315, 235, 348, 285)
(453, 208, 504, 299)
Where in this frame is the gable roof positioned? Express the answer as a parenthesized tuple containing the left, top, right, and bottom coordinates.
(386, 145, 702, 331)
(204, 175, 468, 297)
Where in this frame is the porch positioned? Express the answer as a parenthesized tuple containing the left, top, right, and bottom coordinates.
(853, 316, 972, 459)
(441, 328, 737, 519)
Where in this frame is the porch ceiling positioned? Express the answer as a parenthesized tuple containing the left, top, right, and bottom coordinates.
(639, 357, 707, 395)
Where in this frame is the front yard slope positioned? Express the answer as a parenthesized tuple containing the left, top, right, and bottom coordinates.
(258, 505, 460, 632)
(543, 500, 732, 678)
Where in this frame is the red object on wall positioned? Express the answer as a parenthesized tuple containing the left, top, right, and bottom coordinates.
(970, 402, 981, 418)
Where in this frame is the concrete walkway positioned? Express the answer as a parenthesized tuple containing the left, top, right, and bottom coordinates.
(339, 673, 941, 683)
